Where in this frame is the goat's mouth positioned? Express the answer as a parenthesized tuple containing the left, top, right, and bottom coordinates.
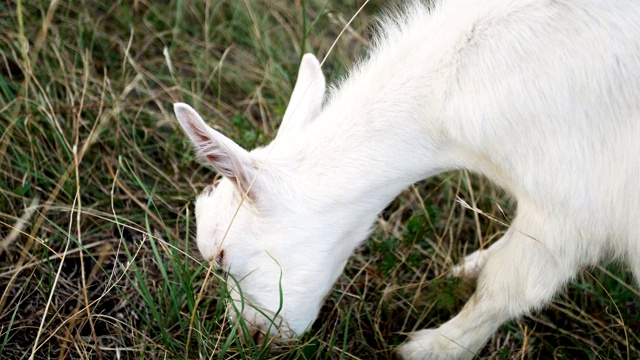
(228, 305, 299, 348)
(249, 325, 267, 347)
(230, 311, 263, 341)
(234, 318, 274, 348)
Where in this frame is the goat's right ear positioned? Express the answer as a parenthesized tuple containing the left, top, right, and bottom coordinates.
(174, 103, 257, 191)
(276, 53, 326, 139)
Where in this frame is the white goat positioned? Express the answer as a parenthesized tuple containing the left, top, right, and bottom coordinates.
(174, 0, 640, 358)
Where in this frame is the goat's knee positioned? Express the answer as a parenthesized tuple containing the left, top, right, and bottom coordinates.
(399, 212, 587, 359)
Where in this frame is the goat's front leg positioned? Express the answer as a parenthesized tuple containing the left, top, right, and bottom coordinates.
(397, 206, 590, 360)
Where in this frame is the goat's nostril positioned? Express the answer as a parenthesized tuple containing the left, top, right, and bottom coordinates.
(216, 250, 225, 268)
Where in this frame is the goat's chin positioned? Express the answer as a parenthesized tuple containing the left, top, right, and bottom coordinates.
(228, 302, 309, 341)
(234, 315, 306, 348)
(262, 315, 310, 340)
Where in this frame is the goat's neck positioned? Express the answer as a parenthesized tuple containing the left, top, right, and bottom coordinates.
(284, 68, 455, 238)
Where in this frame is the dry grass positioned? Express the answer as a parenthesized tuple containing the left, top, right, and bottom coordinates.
(0, 0, 637, 359)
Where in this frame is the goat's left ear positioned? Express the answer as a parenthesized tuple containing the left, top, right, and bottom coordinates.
(276, 53, 325, 139)
(174, 103, 258, 196)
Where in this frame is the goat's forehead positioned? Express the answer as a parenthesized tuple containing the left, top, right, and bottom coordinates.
(196, 178, 235, 202)
(193, 185, 239, 257)
(195, 181, 242, 222)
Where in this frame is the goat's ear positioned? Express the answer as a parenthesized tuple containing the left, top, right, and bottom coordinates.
(277, 53, 325, 139)
(174, 103, 257, 194)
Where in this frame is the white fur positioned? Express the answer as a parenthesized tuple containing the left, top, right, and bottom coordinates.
(175, 0, 640, 357)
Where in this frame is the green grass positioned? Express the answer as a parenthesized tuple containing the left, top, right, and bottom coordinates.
(0, 1, 638, 359)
